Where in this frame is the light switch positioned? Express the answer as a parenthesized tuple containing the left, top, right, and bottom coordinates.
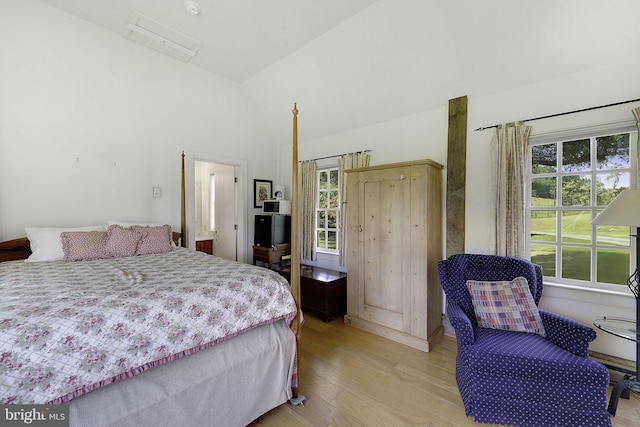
(153, 187, 162, 198)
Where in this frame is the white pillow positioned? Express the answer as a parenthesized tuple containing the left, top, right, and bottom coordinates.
(107, 220, 166, 228)
(25, 225, 107, 262)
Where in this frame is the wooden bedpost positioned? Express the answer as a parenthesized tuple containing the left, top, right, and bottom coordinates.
(181, 151, 187, 248)
(289, 104, 306, 405)
(290, 104, 300, 324)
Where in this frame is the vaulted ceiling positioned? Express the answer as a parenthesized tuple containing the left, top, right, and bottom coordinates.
(36, 0, 640, 142)
(38, 0, 377, 83)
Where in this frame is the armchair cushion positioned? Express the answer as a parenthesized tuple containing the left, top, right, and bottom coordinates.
(462, 328, 609, 423)
(467, 328, 608, 388)
(467, 276, 545, 336)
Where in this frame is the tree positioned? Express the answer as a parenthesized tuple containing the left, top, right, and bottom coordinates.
(562, 175, 591, 206)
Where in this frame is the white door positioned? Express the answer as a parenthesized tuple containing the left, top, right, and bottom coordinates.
(212, 164, 238, 260)
(194, 160, 239, 261)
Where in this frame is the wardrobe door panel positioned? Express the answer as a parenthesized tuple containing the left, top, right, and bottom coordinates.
(359, 167, 410, 332)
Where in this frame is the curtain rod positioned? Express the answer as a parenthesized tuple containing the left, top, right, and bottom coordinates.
(474, 97, 640, 132)
(303, 149, 371, 162)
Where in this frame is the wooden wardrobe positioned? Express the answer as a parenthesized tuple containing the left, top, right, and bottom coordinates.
(344, 159, 443, 352)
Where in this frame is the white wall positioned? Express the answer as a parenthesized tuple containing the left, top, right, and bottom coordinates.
(0, 1, 279, 261)
(244, 0, 640, 145)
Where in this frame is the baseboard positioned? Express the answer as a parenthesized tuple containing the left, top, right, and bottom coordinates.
(343, 315, 441, 352)
(590, 350, 635, 383)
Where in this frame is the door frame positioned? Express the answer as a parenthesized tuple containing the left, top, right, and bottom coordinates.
(184, 151, 248, 263)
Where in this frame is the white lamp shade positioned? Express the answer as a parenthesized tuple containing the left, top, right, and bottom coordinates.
(591, 189, 640, 226)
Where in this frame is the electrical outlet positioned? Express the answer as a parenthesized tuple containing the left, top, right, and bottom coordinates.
(153, 187, 162, 198)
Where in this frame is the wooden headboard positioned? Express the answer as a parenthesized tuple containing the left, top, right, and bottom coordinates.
(0, 232, 182, 263)
(0, 237, 31, 262)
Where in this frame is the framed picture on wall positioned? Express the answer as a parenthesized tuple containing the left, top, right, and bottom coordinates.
(254, 179, 272, 208)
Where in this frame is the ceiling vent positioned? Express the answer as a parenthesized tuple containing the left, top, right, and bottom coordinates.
(122, 13, 202, 62)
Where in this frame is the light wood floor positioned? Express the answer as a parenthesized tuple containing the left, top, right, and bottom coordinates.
(250, 313, 640, 427)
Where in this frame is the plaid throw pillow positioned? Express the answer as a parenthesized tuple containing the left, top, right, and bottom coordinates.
(466, 276, 546, 336)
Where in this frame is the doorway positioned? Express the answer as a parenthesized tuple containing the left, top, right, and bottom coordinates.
(194, 160, 238, 260)
(185, 153, 247, 262)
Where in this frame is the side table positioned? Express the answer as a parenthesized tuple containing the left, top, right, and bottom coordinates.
(593, 316, 640, 416)
(300, 265, 347, 322)
(275, 264, 347, 322)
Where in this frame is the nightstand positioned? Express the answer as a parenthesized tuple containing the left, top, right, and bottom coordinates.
(300, 265, 347, 322)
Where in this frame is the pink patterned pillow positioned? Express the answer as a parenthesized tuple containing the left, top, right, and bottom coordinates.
(132, 225, 174, 255)
(60, 231, 109, 262)
(105, 225, 143, 258)
(467, 276, 546, 336)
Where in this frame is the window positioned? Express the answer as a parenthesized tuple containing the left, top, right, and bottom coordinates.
(316, 168, 340, 253)
(528, 129, 637, 288)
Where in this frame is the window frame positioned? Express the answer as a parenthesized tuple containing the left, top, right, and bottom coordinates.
(315, 166, 340, 255)
(209, 173, 216, 231)
(526, 123, 638, 292)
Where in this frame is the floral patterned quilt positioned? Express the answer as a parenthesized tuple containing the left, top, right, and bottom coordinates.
(0, 248, 297, 404)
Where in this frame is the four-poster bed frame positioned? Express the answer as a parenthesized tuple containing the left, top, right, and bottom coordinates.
(0, 105, 304, 423)
(289, 103, 305, 404)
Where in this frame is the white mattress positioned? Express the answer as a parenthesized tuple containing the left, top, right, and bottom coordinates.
(69, 320, 296, 427)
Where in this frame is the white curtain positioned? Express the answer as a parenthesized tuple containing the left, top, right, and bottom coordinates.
(490, 122, 531, 257)
(633, 107, 640, 187)
(338, 151, 370, 266)
(299, 160, 317, 262)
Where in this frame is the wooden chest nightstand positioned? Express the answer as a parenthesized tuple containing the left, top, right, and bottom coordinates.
(300, 265, 347, 322)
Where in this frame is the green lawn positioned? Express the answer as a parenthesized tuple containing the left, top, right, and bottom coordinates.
(530, 201, 630, 285)
(531, 244, 630, 284)
(532, 209, 629, 245)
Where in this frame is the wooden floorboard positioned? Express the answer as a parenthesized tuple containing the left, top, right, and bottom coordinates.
(250, 314, 640, 427)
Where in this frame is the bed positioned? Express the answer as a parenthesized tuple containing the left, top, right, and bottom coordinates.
(0, 106, 304, 427)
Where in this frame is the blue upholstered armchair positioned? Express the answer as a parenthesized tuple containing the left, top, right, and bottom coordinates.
(438, 254, 611, 427)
